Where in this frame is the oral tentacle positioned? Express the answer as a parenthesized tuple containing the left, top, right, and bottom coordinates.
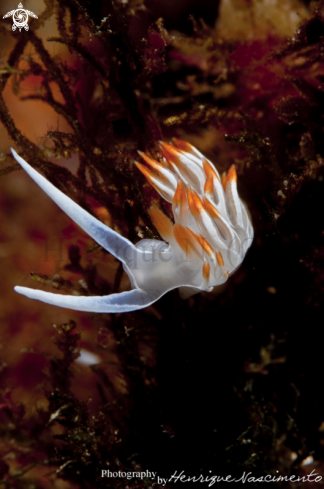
(11, 148, 136, 265)
(14, 286, 162, 313)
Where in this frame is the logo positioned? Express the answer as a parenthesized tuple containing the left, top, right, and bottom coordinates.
(3, 3, 38, 32)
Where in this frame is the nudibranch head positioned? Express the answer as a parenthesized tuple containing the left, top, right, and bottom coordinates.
(11, 140, 253, 313)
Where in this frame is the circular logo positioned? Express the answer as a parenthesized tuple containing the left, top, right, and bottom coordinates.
(3, 4, 38, 32)
(12, 8, 29, 31)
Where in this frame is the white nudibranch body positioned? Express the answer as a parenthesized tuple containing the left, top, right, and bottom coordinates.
(11, 139, 253, 313)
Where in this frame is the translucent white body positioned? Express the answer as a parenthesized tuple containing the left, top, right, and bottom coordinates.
(12, 140, 253, 313)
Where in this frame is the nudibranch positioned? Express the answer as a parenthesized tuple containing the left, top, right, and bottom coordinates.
(11, 140, 253, 313)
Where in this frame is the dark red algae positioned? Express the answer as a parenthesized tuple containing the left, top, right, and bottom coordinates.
(1, 0, 324, 487)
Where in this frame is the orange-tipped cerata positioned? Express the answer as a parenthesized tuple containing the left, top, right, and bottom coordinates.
(135, 161, 155, 183)
(173, 181, 187, 207)
(172, 138, 196, 154)
(202, 197, 221, 220)
(159, 141, 182, 166)
(138, 151, 168, 181)
(173, 223, 201, 257)
(149, 206, 173, 241)
(187, 187, 204, 216)
(203, 159, 219, 180)
(134, 140, 253, 298)
(215, 250, 224, 267)
(204, 173, 214, 195)
(224, 165, 237, 186)
(202, 261, 210, 280)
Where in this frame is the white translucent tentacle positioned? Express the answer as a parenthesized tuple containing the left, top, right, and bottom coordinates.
(11, 148, 136, 265)
(14, 286, 161, 313)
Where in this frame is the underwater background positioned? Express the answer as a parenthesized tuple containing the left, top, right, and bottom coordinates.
(1, 0, 324, 487)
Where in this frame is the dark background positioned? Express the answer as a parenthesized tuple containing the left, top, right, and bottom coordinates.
(1, 0, 324, 487)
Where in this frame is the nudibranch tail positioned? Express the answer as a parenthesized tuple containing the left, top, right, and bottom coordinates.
(11, 138, 253, 313)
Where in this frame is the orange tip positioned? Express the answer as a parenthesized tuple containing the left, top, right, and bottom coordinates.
(173, 223, 201, 257)
(187, 187, 204, 216)
(221, 172, 227, 189)
(204, 173, 214, 195)
(196, 234, 214, 257)
(203, 197, 221, 220)
(172, 138, 195, 154)
(138, 151, 167, 180)
(202, 261, 210, 280)
(215, 250, 224, 267)
(135, 161, 163, 196)
(159, 141, 181, 166)
(173, 181, 187, 207)
(224, 165, 237, 187)
(203, 159, 219, 180)
(185, 227, 214, 258)
(149, 206, 173, 241)
(135, 161, 154, 182)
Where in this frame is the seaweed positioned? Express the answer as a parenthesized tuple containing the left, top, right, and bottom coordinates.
(2, 0, 324, 488)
